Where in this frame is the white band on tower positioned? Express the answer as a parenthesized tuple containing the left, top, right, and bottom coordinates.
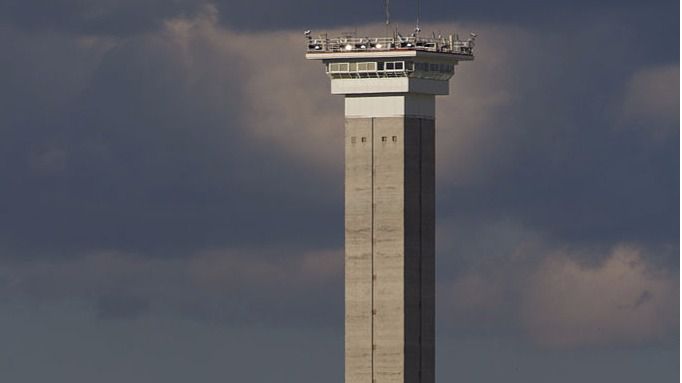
(345, 94, 435, 119)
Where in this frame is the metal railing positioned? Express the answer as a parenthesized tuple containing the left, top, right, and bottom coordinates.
(305, 33, 475, 56)
(325, 60, 455, 80)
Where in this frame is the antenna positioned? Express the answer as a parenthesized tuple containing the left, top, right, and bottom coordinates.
(416, 0, 421, 34)
(384, 0, 391, 38)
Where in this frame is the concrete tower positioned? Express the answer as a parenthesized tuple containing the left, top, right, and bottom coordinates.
(305, 31, 474, 383)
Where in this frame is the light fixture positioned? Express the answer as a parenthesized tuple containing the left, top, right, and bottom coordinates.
(345, 44, 353, 50)
(376, 43, 383, 49)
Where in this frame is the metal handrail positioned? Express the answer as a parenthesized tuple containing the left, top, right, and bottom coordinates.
(305, 34, 475, 56)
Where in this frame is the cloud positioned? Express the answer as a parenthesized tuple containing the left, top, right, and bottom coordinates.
(442, 226, 679, 348)
(0, 2, 676, 381)
(2, 0, 675, 41)
(618, 64, 679, 138)
(0, 2, 676, 353)
(521, 245, 678, 348)
(0, 246, 343, 323)
(95, 293, 150, 320)
(0, 0, 208, 36)
(0, 7, 346, 254)
(188, 15, 347, 173)
(0, 6, 676, 257)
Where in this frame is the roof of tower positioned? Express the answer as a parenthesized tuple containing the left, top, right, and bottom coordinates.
(304, 31, 475, 61)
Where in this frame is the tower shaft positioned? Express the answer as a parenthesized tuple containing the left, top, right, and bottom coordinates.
(345, 113, 435, 383)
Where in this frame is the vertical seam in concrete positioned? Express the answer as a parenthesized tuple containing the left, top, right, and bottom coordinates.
(418, 118, 423, 382)
(370, 117, 375, 383)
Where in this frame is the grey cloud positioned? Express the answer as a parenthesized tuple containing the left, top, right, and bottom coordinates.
(0, 247, 343, 325)
(0, 0, 207, 36)
(632, 290, 653, 309)
(0, 8, 676, 260)
(3, 0, 676, 45)
(0, 7, 676, 332)
(0, 10, 342, 256)
(0, 303, 343, 383)
(0, 4, 676, 377)
(521, 245, 679, 348)
(96, 293, 150, 319)
(618, 64, 679, 138)
(437, 220, 679, 348)
(433, 20, 679, 249)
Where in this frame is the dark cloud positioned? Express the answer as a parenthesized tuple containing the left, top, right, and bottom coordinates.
(0, 2, 677, 382)
(0, 17, 341, 256)
(96, 293, 150, 319)
(0, 249, 342, 326)
(434, 21, 679, 253)
(0, 0, 678, 64)
(0, 0, 207, 36)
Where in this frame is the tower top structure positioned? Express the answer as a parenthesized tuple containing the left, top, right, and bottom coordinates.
(305, 30, 475, 97)
(305, 31, 475, 57)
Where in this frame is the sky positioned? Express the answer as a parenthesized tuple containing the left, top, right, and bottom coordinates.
(0, 1, 678, 382)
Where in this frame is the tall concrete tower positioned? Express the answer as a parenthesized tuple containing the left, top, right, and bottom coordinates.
(305, 31, 474, 383)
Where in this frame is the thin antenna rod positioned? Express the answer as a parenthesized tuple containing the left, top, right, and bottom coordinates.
(385, 0, 390, 25)
(416, 0, 421, 32)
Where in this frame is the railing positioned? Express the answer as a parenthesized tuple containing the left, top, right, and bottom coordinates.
(305, 34, 475, 56)
(325, 60, 455, 80)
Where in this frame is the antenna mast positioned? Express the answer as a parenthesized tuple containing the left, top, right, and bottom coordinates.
(384, 0, 391, 37)
(385, 0, 390, 25)
(416, 0, 422, 34)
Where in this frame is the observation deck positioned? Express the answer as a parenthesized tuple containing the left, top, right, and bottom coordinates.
(304, 31, 476, 96)
(305, 33, 475, 60)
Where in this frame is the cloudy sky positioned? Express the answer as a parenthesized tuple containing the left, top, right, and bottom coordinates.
(0, 1, 679, 382)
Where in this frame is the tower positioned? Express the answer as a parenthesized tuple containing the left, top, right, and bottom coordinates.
(305, 31, 474, 383)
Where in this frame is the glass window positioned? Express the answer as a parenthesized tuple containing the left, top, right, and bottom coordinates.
(386, 62, 395, 70)
(378, 62, 384, 70)
(354, 62, 377, 72)
(395, 62, 404, 70)
(329, 63, 351, 72)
